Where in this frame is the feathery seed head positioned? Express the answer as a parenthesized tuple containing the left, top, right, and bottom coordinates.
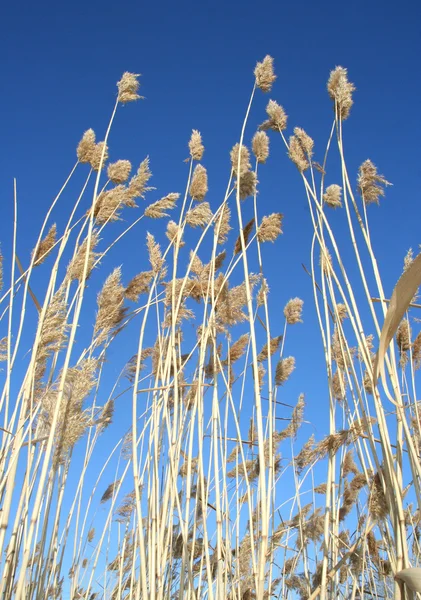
(369, 471, 388, 521)
(332, 370, 347, 401)
(320, 248, 333, 274)
(117, 72, 141, 103)
(396, 319, 411, 353)
(189, 164, 208, 201)
(252, 131, 270, 163)
(234, 218, 254, 255)
(237, 170, 257, 200)
(363, 370, 374, 395)
(257, 335, 282, 362)
(257, 213, 283, 242)
(101, 480, 120, 503)
(166, 220, 185, 247)
(288, 128, 314, 172)
(254, 55, 276, 92)
(107, 160, 132, 184)
(275, 356, 295, 386)
(125, 271, 153, 302)
(323, 184, 342, 208)
(77, 129, 96, 163)
(357, 159, 391, 205)
(216, 203, 232, 245)
(94, 186, 129, 224)
(32, 224, 57, 266)
(260, 99, 288, 132)
(327, 66, 355, 120)
(0, 337, 7, 362)
(41, 358, 97, 465)
(94, 267, 127, 341)
(189, 129, 204, 161)
(36, 286, 69, 363)
(127, 158, 153, 201)
(67, 231, 100, 281)
(284, 298, 303, 325)
(413, 331, 421, 369)
(144, 193, 179, 219)
(146, 232, 165, 275)
(90, 142, 109, 171)
(404, 248, 414, 273)
(294, 127, 314, 156)
(186, 202, 213, 228)
(227, 334, 249, 363)
(343, 450, 359, 477)
(295, 434, 316, 474)
(230, 143, 251, 176)
(337, 303, 348, 322)
(257, 278, 269, 306)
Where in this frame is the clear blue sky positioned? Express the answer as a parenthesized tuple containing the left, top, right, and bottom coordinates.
(1, 0, 420, 595)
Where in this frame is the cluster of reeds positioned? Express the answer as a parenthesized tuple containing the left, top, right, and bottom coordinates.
(0, 58, 420, 600)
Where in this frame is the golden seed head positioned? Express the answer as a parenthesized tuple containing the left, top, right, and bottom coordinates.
(166, 220, 185, 247)
(276, 395, 305, 442)
(94, 185, 129, 224)
(396, 319, 411, 352)
(323, 184, 342, 208)
(94, 267, 127, 341)
(146, 232, 165, 275)
(332, 370, 347, 401)
(412, 331, 421, 370)
(216, 203, 232, 245)
(67, 231, 100, 282)
(77, 129, 96, 163)
(186, 202, 213, 228)
(101, 480, 121, 503)
(189, 129, 205, 161)
(252, 131, 270, 163)
(237, 171, 257, 200)
(343, 450, 359, 476)
(0, 337, 6, 362)
(275, 356, 295, 386)
(257, 278, 269, 306)
(327, 66, 356, 120)
(295, 127, 314, 155)
(288, 128, 314, 172)
(227, 334, 249, 363)
(320, 248, 333, 275)
(90, 142, 109, 171)
(260, 100, 288, 131)
(254, 55, 276, 92)
(234, 218, 255, 255)
(257, 213, 283, 242)
(257, 335, 282, 362)
(357, 159, 391, 205)
(314, 483, 327, 494)
(337, 303, 348, 322)
(117, 72, 141, 103)
(32, 224, 57, 266)
(107, 160, 132, 184)
(230, 143, 251, 176)
(125, 271, 153, 302)
(404, 248, 414, 272)
(363, 370, 374, 395)
(284, 298, 303, 324)
(127, 158, 154, 201)
(144, 193, 179, 219)
(189, 164, 208, 201)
